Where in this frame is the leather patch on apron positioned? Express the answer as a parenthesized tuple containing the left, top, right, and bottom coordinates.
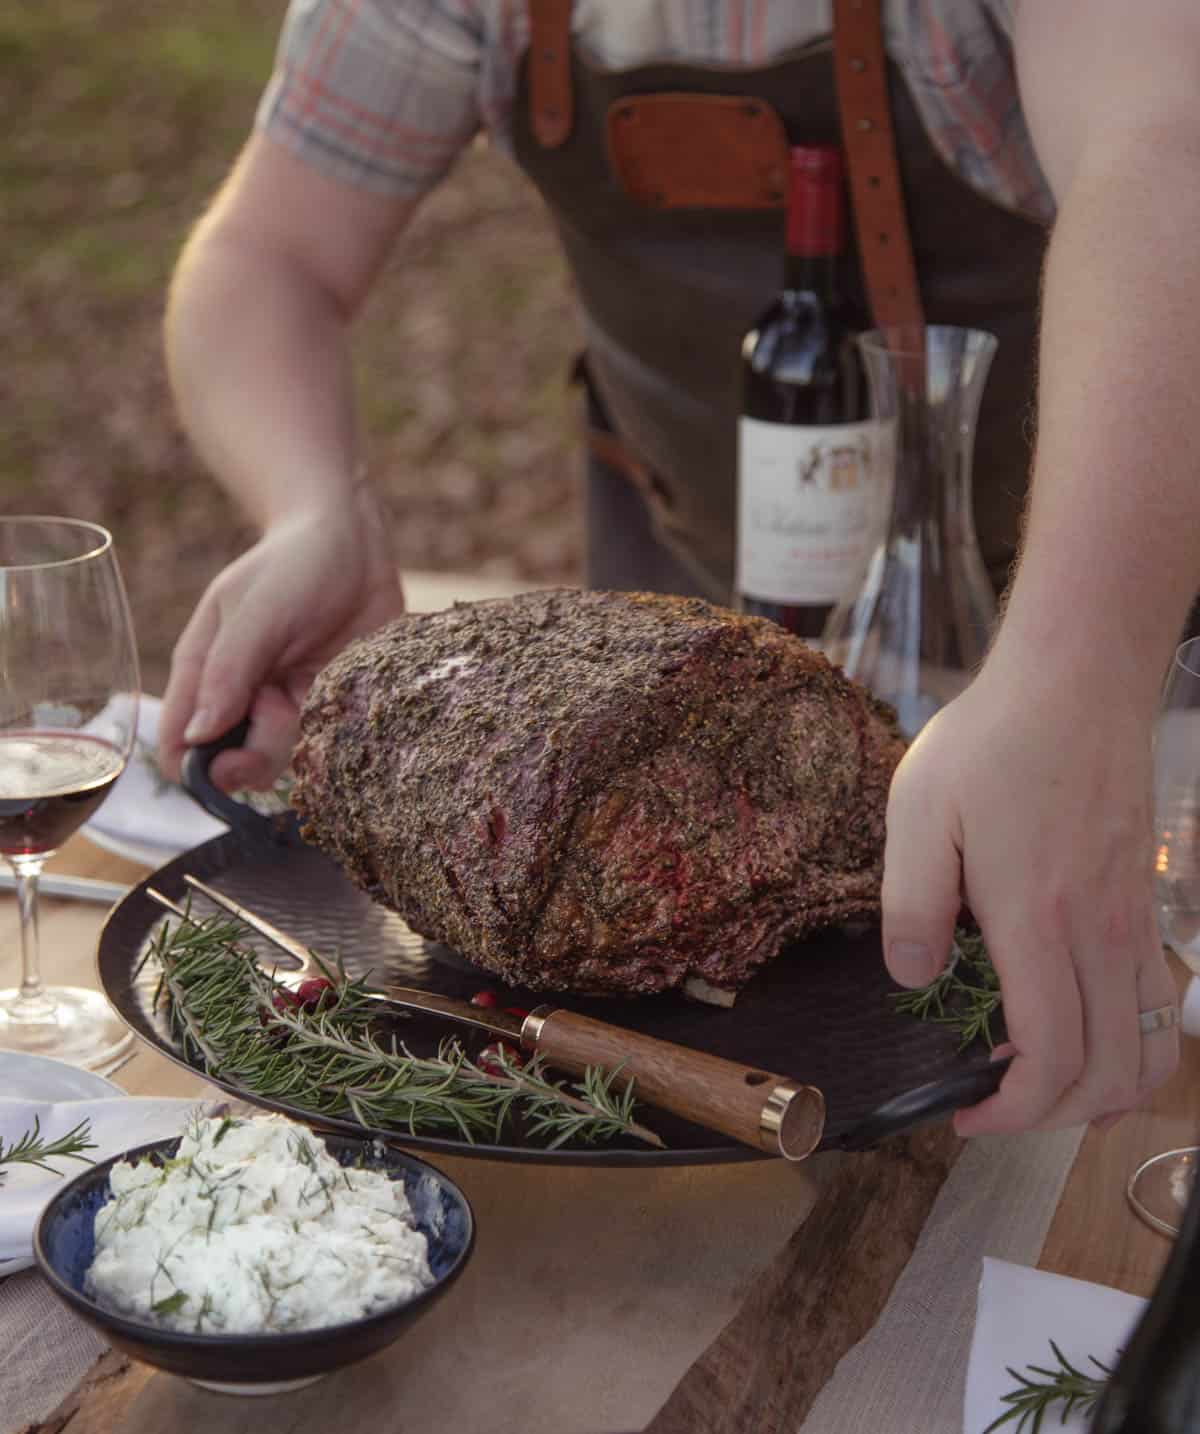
(606, 94, 789, 210)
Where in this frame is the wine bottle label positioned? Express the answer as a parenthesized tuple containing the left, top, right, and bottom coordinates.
(735, 417, 892, 605)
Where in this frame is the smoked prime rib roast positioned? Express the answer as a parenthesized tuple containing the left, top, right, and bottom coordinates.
(290, 590, 905, 998)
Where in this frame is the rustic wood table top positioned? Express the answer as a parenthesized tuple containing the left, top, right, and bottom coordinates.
(5, 833, 1198, 1434)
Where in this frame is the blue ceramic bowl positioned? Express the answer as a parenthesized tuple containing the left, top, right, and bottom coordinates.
(34, 1131, 474, 1395)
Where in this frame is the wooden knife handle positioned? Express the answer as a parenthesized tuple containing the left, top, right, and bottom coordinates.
(521, 1007, 825, 1160)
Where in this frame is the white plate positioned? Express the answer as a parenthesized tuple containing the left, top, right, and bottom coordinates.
(0, 1054, 124, 1276)
(0, 1052, 125, 1103)
(81, 826, 184, 872)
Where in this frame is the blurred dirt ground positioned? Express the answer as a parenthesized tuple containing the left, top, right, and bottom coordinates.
(1, 1, 582, 694)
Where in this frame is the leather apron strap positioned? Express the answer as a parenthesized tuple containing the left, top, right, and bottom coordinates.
(832, 0, 925, 331)
(528, 0, 574, 148)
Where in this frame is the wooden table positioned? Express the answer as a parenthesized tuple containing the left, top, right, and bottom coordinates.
(8, 835, 1200, 1434)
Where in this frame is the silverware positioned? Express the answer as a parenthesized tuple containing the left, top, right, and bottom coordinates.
(146, 877, 827, 1161)
(0, 871, 129, 906)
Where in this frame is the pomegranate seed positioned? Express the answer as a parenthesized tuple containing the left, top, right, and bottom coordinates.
(294, 977, 335, 1010)
(470, 990, 499, 1008)
(257, 979, 334, 1038)
(479, 1039, 524, 1076)
(270, 988, 302, 1016)
(504, 1005, 531, 1021)
(257, 987, 301, 1043)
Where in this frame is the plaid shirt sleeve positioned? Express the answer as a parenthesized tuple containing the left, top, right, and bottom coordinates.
(893, 0, 1055, 222)
(255, 0, 485, 198)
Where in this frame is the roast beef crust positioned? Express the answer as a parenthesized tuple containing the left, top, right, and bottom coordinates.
(291, 590, 904, 996)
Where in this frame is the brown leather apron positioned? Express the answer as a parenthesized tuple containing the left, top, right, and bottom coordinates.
(510, 17, 1048, 602)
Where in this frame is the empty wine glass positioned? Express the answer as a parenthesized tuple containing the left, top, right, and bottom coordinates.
(1127, 636, 1200, 1236)
(0, 518, 140, 1069)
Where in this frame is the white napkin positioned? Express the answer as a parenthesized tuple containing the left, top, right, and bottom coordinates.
(964, 1257, 1147, 1433)
(0, 1097, 197, 1261)
(83, 694, 227, 855)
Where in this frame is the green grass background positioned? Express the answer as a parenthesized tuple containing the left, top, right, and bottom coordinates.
(1, 1, 579, 691)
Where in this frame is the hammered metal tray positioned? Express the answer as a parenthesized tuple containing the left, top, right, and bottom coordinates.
(97, 796, 1004, 1166)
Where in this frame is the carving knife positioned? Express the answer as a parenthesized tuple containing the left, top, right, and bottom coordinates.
(147, 876, 827, 1162)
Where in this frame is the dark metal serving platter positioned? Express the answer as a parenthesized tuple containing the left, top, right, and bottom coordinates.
(98, 794, 1005, 1166)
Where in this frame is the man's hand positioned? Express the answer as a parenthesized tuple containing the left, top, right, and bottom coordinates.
(892, 0, 1200, 1134)
(157, 133, 421, 793)
(158, 488, 404, 793)
(882, 664, 1179, 1135)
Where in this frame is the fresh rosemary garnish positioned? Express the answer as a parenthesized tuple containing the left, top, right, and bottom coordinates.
(983, 1340, 1114, 1433)
(140, 908, 663, 1150)
(0, 1115, 96, 1184)
(892, 929, 1002, 1050)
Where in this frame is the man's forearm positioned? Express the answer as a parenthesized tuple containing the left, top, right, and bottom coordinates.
(990, 134, 1200, 714)
(165, 222, 361, 530)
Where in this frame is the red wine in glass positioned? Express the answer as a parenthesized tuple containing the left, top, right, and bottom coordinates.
(0, 732, 126, 857)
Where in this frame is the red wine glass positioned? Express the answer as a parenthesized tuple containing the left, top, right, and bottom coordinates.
(0, 518, 140, 1069)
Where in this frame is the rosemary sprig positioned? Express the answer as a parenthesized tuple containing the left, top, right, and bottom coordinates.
(480, 1047, 650, 1151)
(983, 1340, 1114, 1433)
(142, 908, 662, 1151)
(0, 1115, 96, 1184)
(892, 928, 1002, 1050)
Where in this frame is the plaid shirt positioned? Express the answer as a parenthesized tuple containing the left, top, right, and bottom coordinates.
(257, 0, 1054, 222)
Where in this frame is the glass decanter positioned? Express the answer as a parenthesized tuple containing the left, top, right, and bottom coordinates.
(821, 325, 999, 739)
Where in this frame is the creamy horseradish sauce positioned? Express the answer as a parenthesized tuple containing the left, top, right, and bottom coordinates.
(85, 1114, 434, 1334)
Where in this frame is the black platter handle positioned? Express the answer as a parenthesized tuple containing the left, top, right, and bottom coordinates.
(180, 718, 283, 840)
(836, 1056, 1011, 1151)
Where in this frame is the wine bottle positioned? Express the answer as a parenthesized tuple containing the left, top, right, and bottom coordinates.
(736, 145, 882, 640)
(1088, 1156, 1200, 1432)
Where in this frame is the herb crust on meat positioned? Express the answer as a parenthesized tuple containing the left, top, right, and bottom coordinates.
(291, 589, 904, 997)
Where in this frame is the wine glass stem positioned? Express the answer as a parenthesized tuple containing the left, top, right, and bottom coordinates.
(6, 853, 54, 1020)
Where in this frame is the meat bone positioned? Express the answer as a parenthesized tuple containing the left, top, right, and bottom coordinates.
(146, 875, 827, 1161)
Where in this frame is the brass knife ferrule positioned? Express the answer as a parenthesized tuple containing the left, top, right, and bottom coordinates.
(520, 1005, 555, 1048)
(760, 1082, 826, 1161)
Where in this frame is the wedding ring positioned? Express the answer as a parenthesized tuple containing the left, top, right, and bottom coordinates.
(1138, 1004, 1181, 1035)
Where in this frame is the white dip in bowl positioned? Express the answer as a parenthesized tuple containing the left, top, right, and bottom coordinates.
(85, 1114, 434, 1334)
